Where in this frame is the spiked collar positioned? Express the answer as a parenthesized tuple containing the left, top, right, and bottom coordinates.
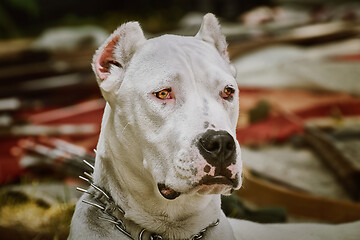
(77, 160, 220, 240)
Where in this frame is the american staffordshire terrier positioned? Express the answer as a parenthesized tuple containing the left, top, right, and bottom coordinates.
(68, 13, 360, 240)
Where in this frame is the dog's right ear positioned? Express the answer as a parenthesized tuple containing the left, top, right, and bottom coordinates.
(92, 22, 146, 99)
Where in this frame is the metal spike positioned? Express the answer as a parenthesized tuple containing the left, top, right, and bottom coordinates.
(98, 216, 126, 231)
(82, 199, 105, 211)
(79, 175, 92, 184)
(115, 224, 134, 239)
(98, 216, 120, 225)
(84, 171, 93, 179)
(79, 175, 110, 200)
(76, 187, 92, 194)
(83, 159, 94, 171)
(117, 206, 125, 215)
(90, 183, 110, 199)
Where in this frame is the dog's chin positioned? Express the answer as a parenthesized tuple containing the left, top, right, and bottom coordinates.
(194, 184, 234, 195)
(194, 177, 237, 196)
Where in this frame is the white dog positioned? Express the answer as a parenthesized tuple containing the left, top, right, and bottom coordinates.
(68, 13, 360, 240)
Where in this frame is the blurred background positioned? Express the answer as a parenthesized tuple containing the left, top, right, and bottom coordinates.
(0, 0, 359, 239)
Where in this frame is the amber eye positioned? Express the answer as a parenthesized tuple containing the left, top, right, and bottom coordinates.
(223, 86, 235, 97)
(155, 88, 171, 100)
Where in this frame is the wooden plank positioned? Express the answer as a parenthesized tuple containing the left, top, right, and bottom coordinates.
(304, 127, 360, 200)
(236, 169, 360, 223)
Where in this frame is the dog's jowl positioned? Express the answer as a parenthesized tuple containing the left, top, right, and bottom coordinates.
(69, 13, 360, 240)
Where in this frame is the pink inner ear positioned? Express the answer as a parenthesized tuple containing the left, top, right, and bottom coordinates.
(95, 35, 120, 81)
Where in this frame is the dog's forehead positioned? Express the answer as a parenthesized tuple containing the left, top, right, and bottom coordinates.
(145, 34, 219, 59)
(156, 35, 230, 68)
(126, 34, 233, 89)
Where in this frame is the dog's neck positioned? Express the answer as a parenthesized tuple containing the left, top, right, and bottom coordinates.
(91, 104, 225, 239)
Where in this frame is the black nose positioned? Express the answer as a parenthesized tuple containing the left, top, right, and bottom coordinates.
(198, 130, 236, 168)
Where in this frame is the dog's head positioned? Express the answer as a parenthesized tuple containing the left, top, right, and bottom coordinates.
(93, 14, 242, 200)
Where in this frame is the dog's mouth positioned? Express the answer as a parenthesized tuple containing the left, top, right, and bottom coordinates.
(157, 175, 238, 200)
(157, 183, 181, 200)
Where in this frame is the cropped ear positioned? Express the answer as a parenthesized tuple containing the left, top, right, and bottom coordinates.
(92, 22, 146, 98)
(195, 13, 230, 63)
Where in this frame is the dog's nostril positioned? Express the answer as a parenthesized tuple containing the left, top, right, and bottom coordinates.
(212, 142, 220, 151)
(201, 139, 220, 153)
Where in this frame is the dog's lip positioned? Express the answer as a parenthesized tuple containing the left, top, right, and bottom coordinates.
(157, 183, 181, 200)
(198, 175, 237, 187)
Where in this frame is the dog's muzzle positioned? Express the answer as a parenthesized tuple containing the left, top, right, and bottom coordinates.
(157, 130, 240, 200)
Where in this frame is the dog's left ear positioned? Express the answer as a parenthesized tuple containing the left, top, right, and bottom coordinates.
(196, 13, 236, 77)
